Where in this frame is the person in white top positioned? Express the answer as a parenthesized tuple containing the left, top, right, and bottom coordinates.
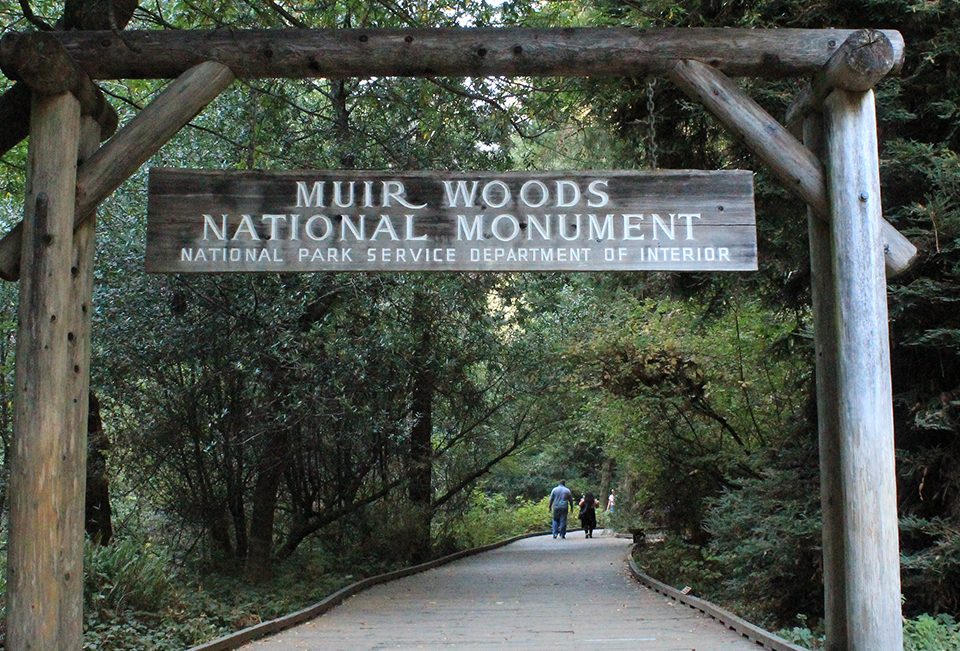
(606, 489, 615, 513)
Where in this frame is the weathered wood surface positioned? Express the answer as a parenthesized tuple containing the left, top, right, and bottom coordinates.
(786, 29, 899, 137)
(59, 117, 101, 647)
(146, 169, 757, 273)
(804, 114, 847, 651)
(668, 58, 916, 277)
(244, 535, 761, 651)
(6, 91, 81, 651)
(824, 87, 903, 651)
(0, 31, 117, 136)
(0, 28, 904, 81)
(0, 61, 235, 282)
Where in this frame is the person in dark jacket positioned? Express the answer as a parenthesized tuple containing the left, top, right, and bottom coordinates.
(578, 492, 599, 538)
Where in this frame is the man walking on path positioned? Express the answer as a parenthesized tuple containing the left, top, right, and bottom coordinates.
(549, 480, 573, 539)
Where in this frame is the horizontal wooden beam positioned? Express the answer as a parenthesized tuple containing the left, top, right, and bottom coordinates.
(668, 59, 916, 277)
(0, 32, 117, 138)
(785, 29, 898, 137)
(0, 28, 904, 81)
(0, 61, 235, 281)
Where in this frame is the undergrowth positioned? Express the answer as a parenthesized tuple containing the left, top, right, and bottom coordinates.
(1, 492, 554, 649)
(446, 490, 552, 548)
(635, 539, 960, 651)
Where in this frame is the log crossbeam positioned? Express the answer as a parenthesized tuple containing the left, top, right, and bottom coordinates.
(667, 57, 916, 277)
(0, 27, 904, 81)
(786, 29, 900, 138)
(0, 61, 235, 281)
(0, 32, 118, 139)
(0, 22, 915, 651)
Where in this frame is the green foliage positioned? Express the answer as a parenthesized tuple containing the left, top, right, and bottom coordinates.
(76, 530, 411, 650)
(904, 613, 960, 651)
(633, 535, 718, 592)
(448, 490, 551, 548)
(901, 516, 960, 615)
(0, 0, 959, 646)
(778, 613, 960, 651)
(84, 538, 173, 615)
(701, 453, 823, 625)
(777, 616, 821, 650)
(563, 292, 807, 539)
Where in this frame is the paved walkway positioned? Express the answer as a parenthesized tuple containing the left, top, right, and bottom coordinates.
(246, 532, 761, 650)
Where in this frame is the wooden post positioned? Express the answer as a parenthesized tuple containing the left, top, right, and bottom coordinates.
(786, 30, 899, 137)
(6, 91, 82, 650)
(0, 61, 235, 281)
(58, 116, 102, 645)
(823, 87, 903, 650)
(803, 114, 847, 651)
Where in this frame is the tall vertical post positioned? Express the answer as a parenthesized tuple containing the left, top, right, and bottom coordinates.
(6, 92, 82, 649)
(804, 114, 847, 651)
(823, 88, 903, 650)
(58, 116, 102, 644)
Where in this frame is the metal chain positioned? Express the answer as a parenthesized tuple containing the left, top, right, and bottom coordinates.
(646, 78, 658, 170)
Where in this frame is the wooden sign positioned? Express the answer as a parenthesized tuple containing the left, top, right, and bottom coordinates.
(145, 169, 757, 273)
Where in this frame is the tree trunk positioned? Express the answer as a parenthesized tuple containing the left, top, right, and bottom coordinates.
(408, 302, 434, 563)
(227, 483, 249, 561)
(245, 429, 288, 580)
(209, 508, 234, 557)
(84, 392, 112, 545)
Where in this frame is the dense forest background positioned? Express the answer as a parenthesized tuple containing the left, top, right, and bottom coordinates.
(0, 0, 958, 649)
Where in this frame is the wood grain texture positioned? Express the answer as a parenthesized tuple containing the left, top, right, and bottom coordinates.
(0, 31, 118, 136)
(14, 27, 904, 80)
(786, 30, 898, 136)
(824, 88, 903, 651)
(6, 91, 81, 651)
(804, 114, 847, 651)
(59, 117, 101, 648)
(0, 61, 235, 282)
(145, 169, 757, 273)
(668, 58, 916, 277)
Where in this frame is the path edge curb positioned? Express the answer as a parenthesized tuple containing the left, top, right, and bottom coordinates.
(188, 529, 551, 651)
(626, 544, 809, 651)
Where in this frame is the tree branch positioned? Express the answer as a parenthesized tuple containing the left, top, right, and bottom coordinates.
(18, 0, 53, 31)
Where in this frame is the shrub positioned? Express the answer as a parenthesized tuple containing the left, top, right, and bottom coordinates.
(632, 534, 719, 595)
(900, 516, 960, 615)
(449, 491, 551, 548)
(778, 613, 960, 651)
(904, 613, 960, 651)
(701, 454, 823, 626)
(84, 537, 174, 614)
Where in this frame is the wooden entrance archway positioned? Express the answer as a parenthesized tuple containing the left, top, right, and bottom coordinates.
(0, 26, 913, 651)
